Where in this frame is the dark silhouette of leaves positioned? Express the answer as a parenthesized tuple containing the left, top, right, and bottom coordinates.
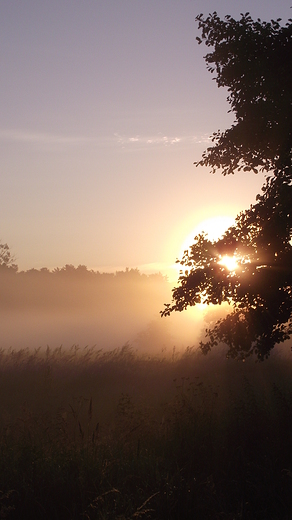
(162, 13, 292, 360)
(0, 242, 18, 272)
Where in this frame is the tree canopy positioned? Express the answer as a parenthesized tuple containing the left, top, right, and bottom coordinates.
(161, 12, 292, 360)
(195, 12, 292, 176)
(0, 242, 18, 272)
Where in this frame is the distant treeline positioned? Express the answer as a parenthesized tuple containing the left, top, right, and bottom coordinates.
(0, 265, 169, 311)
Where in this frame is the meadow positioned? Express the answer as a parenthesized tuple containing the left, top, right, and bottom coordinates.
(0, 343, 292, 519)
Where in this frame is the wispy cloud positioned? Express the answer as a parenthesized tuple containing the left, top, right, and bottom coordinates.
(0, 128, 212, 150)
(115, 132, 211, 148)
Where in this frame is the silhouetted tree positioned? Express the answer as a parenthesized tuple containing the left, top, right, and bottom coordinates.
(0, 242, 17, 272)
(162, 12, 292, 360)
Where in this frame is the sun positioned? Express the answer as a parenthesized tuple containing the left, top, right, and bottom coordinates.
(218, 254, 239, 272)
(168, 216, 238, 282)
(179, 216, 235, 258)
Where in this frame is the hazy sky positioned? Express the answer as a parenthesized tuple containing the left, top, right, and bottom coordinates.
(1, 0, 291, 279)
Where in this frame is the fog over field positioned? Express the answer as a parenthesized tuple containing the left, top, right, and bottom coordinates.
(0, 266, 227, 353)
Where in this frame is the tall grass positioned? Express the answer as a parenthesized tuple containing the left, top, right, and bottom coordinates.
(0, 343, 291, 518)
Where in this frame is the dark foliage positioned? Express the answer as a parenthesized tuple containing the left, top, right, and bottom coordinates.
(0, 264, 166, 310)
(1, 346, 292, 519)
(0, 242, 17, 272)
(162, 12, 292, 360)
(195, 12, 292, 175)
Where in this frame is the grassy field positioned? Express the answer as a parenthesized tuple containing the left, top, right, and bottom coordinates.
(0, 343, 292, 519)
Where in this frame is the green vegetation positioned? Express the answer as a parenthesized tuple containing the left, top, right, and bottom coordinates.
(0, 344, 292, 519)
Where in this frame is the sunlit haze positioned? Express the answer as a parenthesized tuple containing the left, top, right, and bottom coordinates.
(1, 0, 289, 276)
(0, 1, 290, 352)
(1, 7, 291, 516)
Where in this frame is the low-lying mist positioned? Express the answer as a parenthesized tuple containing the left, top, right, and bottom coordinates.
(0, 266, 225, 353)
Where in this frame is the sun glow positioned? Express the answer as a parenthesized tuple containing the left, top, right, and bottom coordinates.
(218, 255, 239, 272)
(168, 216, 238, 283)
(179, 216, 235, 258)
